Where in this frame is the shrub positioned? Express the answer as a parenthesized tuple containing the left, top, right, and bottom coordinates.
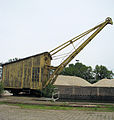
(42, 84, 55, 98)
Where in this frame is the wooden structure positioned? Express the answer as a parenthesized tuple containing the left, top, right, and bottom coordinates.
(2, 52, 51, 94)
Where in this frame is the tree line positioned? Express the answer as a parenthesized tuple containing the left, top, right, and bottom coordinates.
(60, 62, 114, 83)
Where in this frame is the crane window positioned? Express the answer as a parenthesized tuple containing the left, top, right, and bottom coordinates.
(32, 67, 40, 82)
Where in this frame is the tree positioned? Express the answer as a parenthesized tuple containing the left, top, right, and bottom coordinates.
(94, 65, 114, 81)
(60, 62, 94, 82)
(61, 64, 75, 76)
(8, 58, 20, 62)
(60, 62, 114, 83)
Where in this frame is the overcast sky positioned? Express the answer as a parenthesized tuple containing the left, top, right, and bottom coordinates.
(0, 0, 114, 71)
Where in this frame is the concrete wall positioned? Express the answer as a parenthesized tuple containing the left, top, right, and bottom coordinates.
(55, 85, 114, 101)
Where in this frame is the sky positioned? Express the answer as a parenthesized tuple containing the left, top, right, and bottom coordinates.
(0, 0, 114, 71)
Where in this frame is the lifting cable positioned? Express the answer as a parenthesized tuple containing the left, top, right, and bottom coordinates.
(52, 33, 88, 62)
(51, 22, 103, 62)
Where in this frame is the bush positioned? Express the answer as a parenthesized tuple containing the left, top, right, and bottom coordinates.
(42, 84, 55, 98)
(0, 82, 4, 96)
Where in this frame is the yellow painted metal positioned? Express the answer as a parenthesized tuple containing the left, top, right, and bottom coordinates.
(2, 52, 51, 91)
(2, 68, 4, 83)
(50, 22, 105, 56)
(50, 17, 113, 56)
(44, 17, 113, 88)
(2, 17, 112, 92)
(30, 58, 33, 89)
(21, 61, 24, 88)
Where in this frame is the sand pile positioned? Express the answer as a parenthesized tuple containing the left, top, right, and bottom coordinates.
(93, 79, 114, 87)
(54, 75, 92, 86)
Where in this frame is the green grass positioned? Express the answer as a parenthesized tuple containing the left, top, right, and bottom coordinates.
(0, 102, 5, 105)
(0, 101, 114, 112)
(19, 104, 74, 110)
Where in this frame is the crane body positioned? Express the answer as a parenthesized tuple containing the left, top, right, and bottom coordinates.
(2, 17, 113, 95)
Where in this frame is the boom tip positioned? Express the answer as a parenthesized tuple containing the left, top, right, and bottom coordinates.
(105, 17, 113, 25)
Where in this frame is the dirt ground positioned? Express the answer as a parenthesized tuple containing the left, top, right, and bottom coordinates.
(1, 94, 114, 106)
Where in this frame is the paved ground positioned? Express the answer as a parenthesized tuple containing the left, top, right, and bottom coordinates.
(1, 95, 114, 120)
(0, 104, 114, 120)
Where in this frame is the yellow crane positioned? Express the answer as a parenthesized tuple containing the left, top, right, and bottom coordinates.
(44, 17, 113, 89)
(2, 17, 113, 95)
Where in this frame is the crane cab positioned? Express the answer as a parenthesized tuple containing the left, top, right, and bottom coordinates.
(2, 52, 51, 95)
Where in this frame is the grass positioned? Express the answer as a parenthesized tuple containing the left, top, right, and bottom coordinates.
(0, 101, 114, 112)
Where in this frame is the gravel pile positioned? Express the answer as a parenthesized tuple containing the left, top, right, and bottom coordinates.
(93, 79, 114, 87)
(3, 90, 13, 96)
(54, 75, 92, 86)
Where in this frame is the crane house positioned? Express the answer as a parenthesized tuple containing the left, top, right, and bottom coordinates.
(2, 52, 52, 95)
